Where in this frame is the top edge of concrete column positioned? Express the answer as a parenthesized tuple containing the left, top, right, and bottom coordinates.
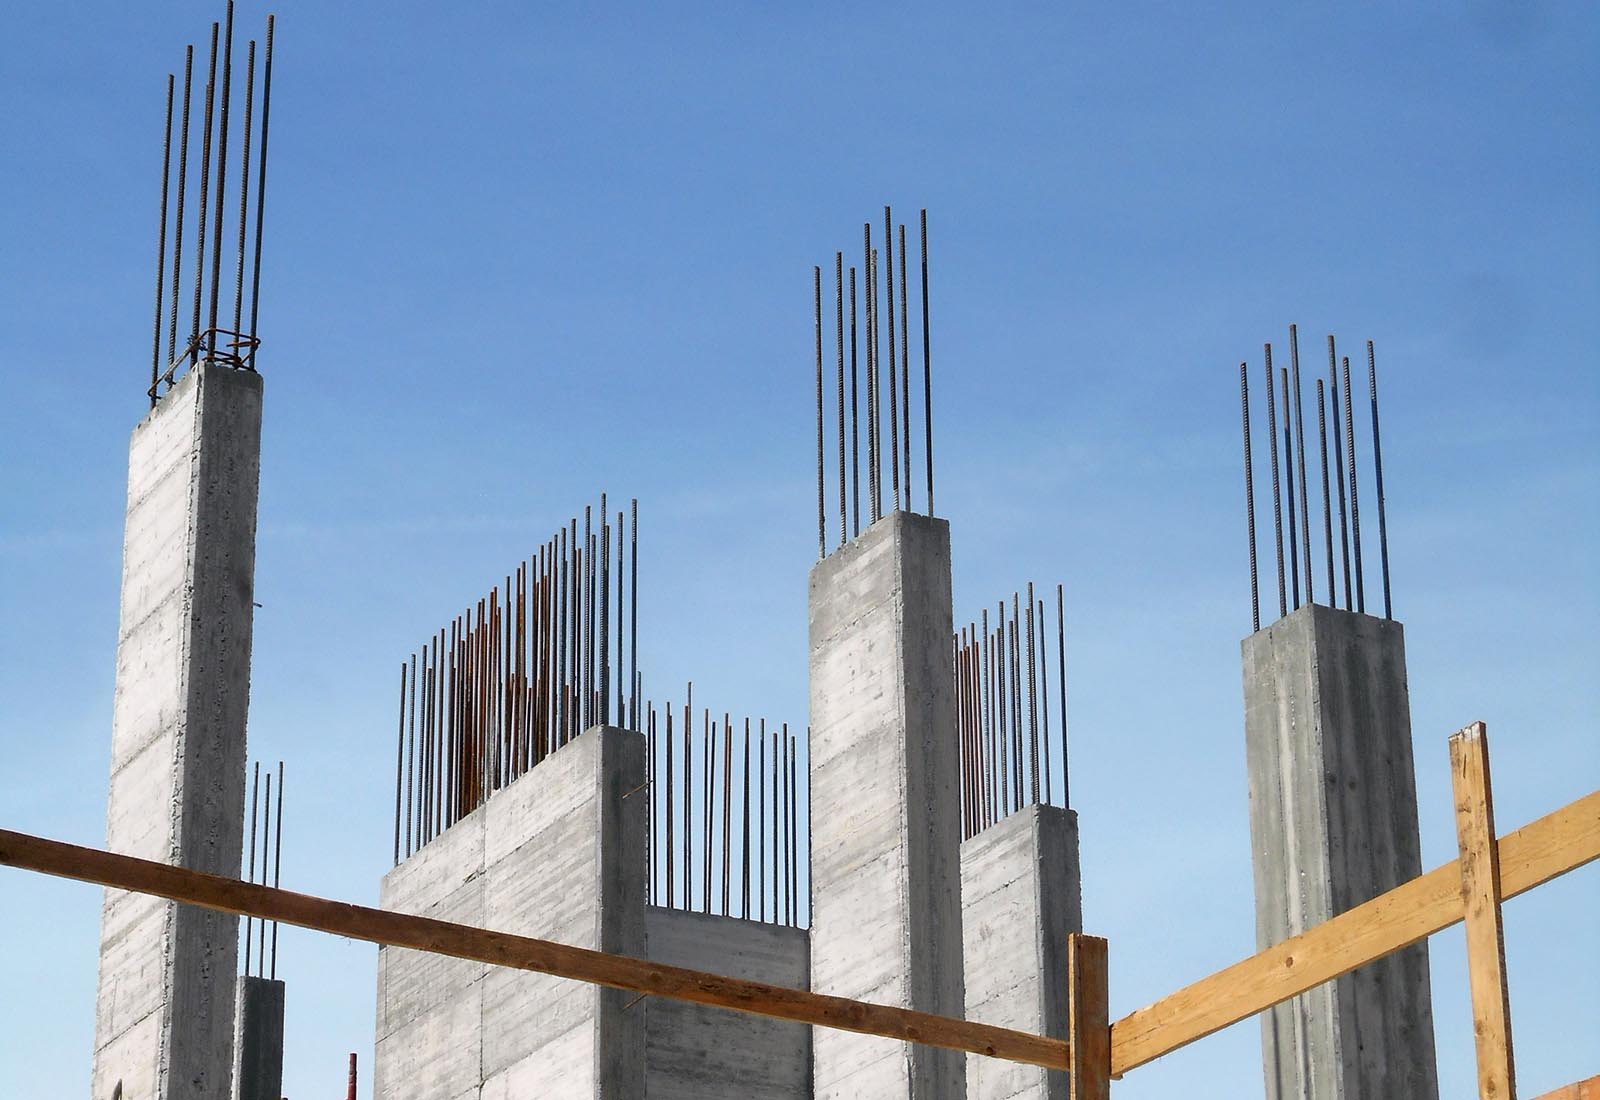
(808, 509, 949, 586)
(959, 801, 1077, 854)
(134, 361, 265, 433)
(1241, 602, 1405, 649)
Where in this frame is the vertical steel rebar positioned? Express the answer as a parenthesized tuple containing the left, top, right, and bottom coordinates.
(166, 48, 194, 381)
(206, 2, 234, 344)
(1056, 585, 1068, 809)
(599, 504, 610, 725)
(758, 718, 767, 921)
(920, 210, 933, 515)
(1265, 350, 1287, 619)
(270, 760, 283, 978)
(898, 222, 911, 510)
(1290, 326, 1314, 605)
(404, 658, 415, 858)
(151, 74, 175, 406)
(1343, 355, 1365, 612)
(849, 266, 860, 535)
(247, 15, 274, 363)
(1317, 378, 1335, 603)
(1329, 337, 1352, 609)
(245, 761, 259, 972)
(1025, 583, 1039, 806)
(630, 501, 638, 730)
(835, 254, 847, 547)
(665, 705, 674, 907)
(815, 266, 826, 558)
(1038, 599, 1052, 807)
(742, 717, 752, 918)
(190, 24, 218, 363)
(884, 207, 899, 511)
(863, 228, 876, 523)
(722, 713, 733, 916)
(258, 770, 270, 975)
(1368, 341, 1393, 619)
(231, 41, 255, 345)
(1241, 363, 1259, 631)
(1281, 366, 1300, 610)
(393, 665, 404, 864)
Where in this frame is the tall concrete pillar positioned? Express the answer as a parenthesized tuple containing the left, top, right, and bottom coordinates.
(92, 364, 263, 1100)
(1242, 603, 1439, 1100)
(960, 804, 1081, 1100)
(231, 976, 285, 1100)
(374, 725, 646, 1100)
(807, 511, 965, 1099)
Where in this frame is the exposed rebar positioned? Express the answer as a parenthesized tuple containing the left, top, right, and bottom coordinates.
(151, 74, 175, 407)
(1368, 342, 1392, 619)
(1265, 349, 1287, 619)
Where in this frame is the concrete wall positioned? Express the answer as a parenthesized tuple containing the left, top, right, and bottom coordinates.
(374, 725, 646, 1100)
(92, 364, 263, 1100)
(1242, 604, 1439, 1100)
(960, 805, 1080, 1100)
(808, 511, 965, 1100)
(643, 908, 811, 1098)
(231, 977, 284, 1100)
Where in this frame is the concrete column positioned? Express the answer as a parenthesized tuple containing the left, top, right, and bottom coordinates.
(92, 364, 263, 1100)
(643, 908, 811, 1098)
(960, 804, 1081, 1100)
(808, 511, 965, 1100)
(231, 976, 285, 1100)
(1242, 604, 1440, 1100)
(374, 725, 646, 1100)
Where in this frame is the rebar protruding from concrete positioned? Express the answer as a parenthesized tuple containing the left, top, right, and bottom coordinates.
(1330, 336, 1352, 609)
(921, 209, 934, 516)
(1038, 597, 1052, 807)
(1265, 349, 1287, 619)
(246, 14, 274, 362)
(849, 265, 860, 536)
(815, 266, 826, 558)
(230, 40, 255, 348)
(1281, 366, 1300, 610)
(1317, 377, 1336, 604)
(190, 23, 218, 366)
(246, 761, 259, 972)
(167, 47, 193, 375)
(1290, 325, 1314, 605)
(1057, 583, 1069, 810)
(898, 221, 912, 511)
(205, 2, 234, 345)
(151, 73, 175, 408)
(1368, 341, 1393, 619)
(270, 759, 283, 978)
(1241, 362, 1260, 631)
(835, 254, 847, 548)
(346, 1053, 358, 1100)
(1343, 354, 1365, 612)
(1025, 582, 1039, 806)
(885, 206, 900, 513)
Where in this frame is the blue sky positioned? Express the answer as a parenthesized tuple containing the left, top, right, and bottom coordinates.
(2, 2, 1596, 1097)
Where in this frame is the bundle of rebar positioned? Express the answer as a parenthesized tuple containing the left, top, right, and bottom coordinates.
(1239, 327, 1395, 631)
(242, 758, 285, 978)
(393, 495, 640, 862)
(953, 582, 1071, 841)
(640, 691, 808, 929)
(813, 207, 938, 558)
(147, 2, 277, 407)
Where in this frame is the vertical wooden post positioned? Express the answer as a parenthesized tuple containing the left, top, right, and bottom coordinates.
(1451, 721, 1517, 1100)
(1067, 933, 1110, 1100)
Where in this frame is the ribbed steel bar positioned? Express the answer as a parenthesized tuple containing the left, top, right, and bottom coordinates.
(682, 688, 691, 910)
(1025, 583, 1039, 806)
(231, 40, 255, 345)
(246, 15, 274, 360)
(404, 657, 415, 857)
(704, 709, 714, 912)
(1265, 350, 1286, 619)
(722, 714, 733, 916)
(393, 666, 404, 864)
(190, 24, 218, 364)
(1281, 367, 1300, 610)
(1368, 342, 1392, 619)
(741, 718, 752, 919)
(246, 761, 259, 972)
(1057, 582, 1069, 808)
(665, 704, 674, 907)
(166, 47, 193, 378)
(1009, 600, 1023, 810)
(1343, 355, 1365, 612)
(1038, 600, 1052, 807)
(1241, 362, 1259, 631)
(849, 266, 860, 536)
(865, 232, 880, 523)
(1317, 378, 1335, 603)
(814, 267, 826, 558)
(920, 210, 933, 515)
(258, 769, 270, 975)
(995, 604, 1008, 817)
(757, 718, 767, 921)
(1290, 326, 1314, 605)
(206, 2, 234, 343)
(884, 207, 899, 512)
(898, 222, 911, 510)
(1329, 336, 1351, 609)
(151, 74, 175, 407)
(630, 501, 638, 730)
(270, 759, 283, 978)
(835, 254, 846, 547)
(981, 608, 993, 828)
(771, 725, 781, 923)
(600, 503, 610, 725)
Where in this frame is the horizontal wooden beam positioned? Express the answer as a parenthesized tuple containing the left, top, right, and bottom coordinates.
(0, 827, 1069, 1071)
(1533, 1073, 1600, 1100)
(1109, 787, 1600, 1076)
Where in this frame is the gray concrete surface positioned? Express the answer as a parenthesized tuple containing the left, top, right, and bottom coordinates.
(92, 363, 263, 1100)
(1242, 603, 1439, 1100)
(807, 511, 965, 1100)
(231, 976, 284, 1100)
(960, 804, 1080, 1100)
(643, 907, 811, 1098)
(374, 724, 646, 1100)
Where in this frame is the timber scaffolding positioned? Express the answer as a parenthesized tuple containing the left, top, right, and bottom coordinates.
(4, 726, 1596, 1094)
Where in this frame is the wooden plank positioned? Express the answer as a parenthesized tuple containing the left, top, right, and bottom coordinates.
(1110, 787, 1600, 1076)
(0, 827, 1070, 1072)
(1452, 722, 1517, 1099)
(1533, 1073, 1600, 1100)
(1067, 934, 1110, 1100)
